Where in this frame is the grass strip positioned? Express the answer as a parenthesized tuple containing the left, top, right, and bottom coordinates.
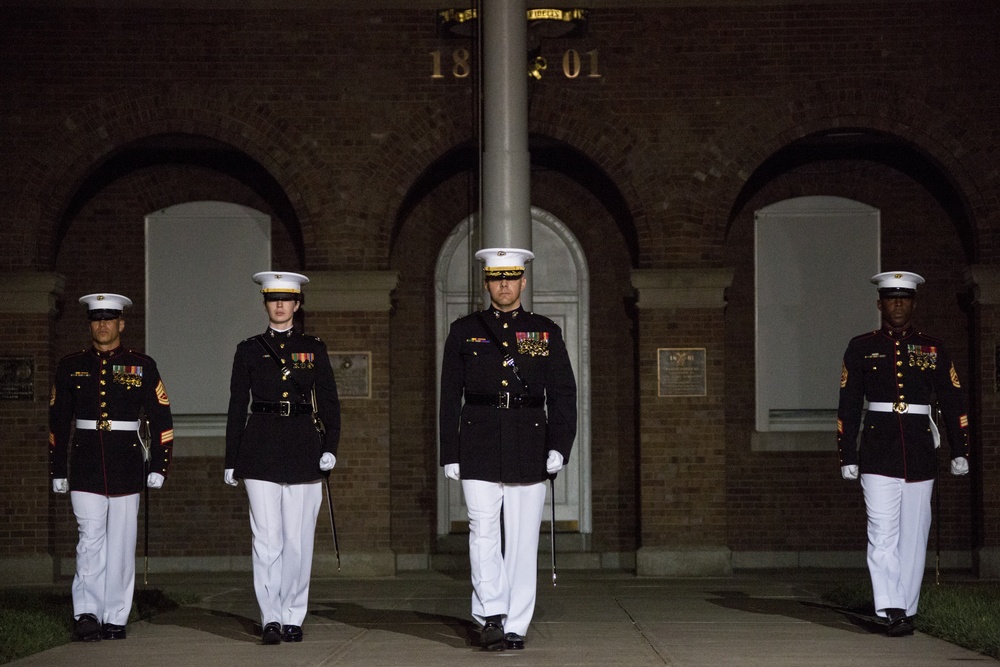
(0, 587, 199, 665)
(823, 576, 1000, 660)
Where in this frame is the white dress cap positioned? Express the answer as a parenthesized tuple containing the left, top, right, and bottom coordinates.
(870, 271, 925, 294)
(474, 248, 535, 277)
(252, 271, 310, 295)
(79, 293, 132, 319)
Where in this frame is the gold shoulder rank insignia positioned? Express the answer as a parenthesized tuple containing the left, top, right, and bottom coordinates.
(950, 363, 961, 388)
(840, 362, 848, 388)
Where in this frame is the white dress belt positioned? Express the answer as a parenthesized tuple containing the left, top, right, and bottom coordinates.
(866, 402, 939, 448)
(867, 402, 930, 415)
(75, 419, 141, 431)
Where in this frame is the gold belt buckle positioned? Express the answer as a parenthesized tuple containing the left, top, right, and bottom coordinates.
(892, 401, 908, 414)
(97, 419, 112, 431)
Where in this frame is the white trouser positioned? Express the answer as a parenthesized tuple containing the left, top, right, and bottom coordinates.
(70, 491, 139, 626)
(860, 474, 934, 618)
(461, 479, 547, 637)
(245, 479, 322, 627)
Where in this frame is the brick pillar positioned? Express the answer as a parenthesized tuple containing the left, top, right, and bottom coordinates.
(966, 265, 1000, 578)
(0, 272, 64, 584)
(632, 268, 733, 576)
(304, 270, 398, 576)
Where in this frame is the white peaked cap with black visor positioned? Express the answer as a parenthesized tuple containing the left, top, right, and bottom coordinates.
(79, 293, 132, 321)
(871, 271, 925, 298)
(475, 248, 534, 279)
(253, 271, 309, 301)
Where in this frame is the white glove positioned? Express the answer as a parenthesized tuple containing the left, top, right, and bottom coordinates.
(444, 463, 460, 481)
(224, 468, 239, 487)
(320, 453, 336, 471)
(546, 450, 564, 475)
(52, 478, 69, 494)
(841, 465, 859, 480)
(146, 472, 164, 489)
(951, 457, 969, 476)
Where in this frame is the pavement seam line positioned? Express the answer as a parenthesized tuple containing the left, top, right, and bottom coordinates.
(614, 596, 670, 665)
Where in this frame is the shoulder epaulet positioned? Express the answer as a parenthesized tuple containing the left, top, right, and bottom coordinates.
(127, 349, 155, 362)
(917, 332, 946, 344)
(850, 330, 880, 343)
(59, 349, 88, 362)
(530, 311, 559, 325)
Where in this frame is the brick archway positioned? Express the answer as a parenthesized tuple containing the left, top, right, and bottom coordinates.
(10, 83, 331, 271)
(696, 77, 996, 261)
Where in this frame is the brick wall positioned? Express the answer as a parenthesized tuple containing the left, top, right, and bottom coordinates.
(2, 1, 999, 577)
(309, 310, 393, 554)
(639, 306, 728, 548)
(973, 302, 1000, 557)
(0, 314, 51, 559)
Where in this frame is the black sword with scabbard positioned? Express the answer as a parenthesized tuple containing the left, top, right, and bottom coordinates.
(309, 371, 341, 572)
(935, 403, 942, 586)
(140, 414, 151, 586)
(549, 473, 557, 586)
(324, 476, 341, 572)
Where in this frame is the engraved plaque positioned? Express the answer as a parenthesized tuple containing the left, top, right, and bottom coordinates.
(331, 352, 371, 399)
(657, 348, 706, 398)
(0, 357, 34, 400)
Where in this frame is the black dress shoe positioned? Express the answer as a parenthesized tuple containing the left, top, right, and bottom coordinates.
(504, 632, 525, 650)
(281, 624, 303, 642)
(261, 622, 282, 645)
(101, 623, 127, 640)
(885, 608, 914, 637)
(480, 615, 505, 651)
(73, 613, 101, 642)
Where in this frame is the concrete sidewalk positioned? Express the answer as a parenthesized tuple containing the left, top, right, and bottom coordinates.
(8, 570, 997, 667)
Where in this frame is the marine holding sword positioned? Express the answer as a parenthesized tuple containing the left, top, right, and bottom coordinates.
(49, 293, 174, 642)
(439, 248, 577, 651)
(837, 271, 970, 637)
(224, 271, 341, 646)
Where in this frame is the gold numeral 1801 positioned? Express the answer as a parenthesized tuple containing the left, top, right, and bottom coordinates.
(430, 48, 472, 79)
(431, 48, 601, 79)
(562, 49, 602, 78)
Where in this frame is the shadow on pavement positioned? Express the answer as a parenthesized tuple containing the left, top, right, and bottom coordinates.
(310, 604, 479, 649)
(706, 590, 884, 634)
(146, 605, 262, 643)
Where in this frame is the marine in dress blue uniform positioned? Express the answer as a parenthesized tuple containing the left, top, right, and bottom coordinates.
(49, 293, 174, 642)
(224, 271, 341, 645)
(837, 271, 970, 636)
(439, 248, 577, 651)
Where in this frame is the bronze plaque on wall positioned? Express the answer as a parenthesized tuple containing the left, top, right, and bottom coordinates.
(0, 357, 35, 400)
(331, 352, 371, 399)
(657, 348, 706, 397)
